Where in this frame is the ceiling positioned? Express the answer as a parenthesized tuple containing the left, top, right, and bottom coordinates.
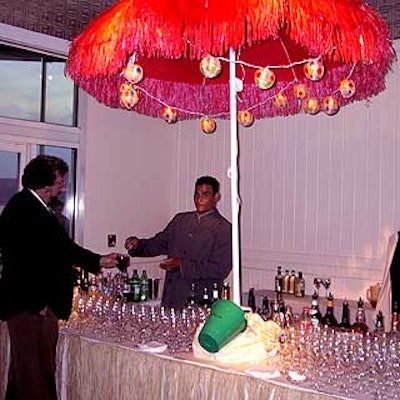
(0, 0, 400, 42)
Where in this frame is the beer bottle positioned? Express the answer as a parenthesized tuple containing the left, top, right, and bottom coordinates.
(140, 270, 149, 301)
(130, 269, 141, 302)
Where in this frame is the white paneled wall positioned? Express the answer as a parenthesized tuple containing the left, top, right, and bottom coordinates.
(169, 42, 400, 302)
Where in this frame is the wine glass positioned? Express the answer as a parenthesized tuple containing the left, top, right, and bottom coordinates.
(313, 278, 322, 295)
(321, 278, 331, 298)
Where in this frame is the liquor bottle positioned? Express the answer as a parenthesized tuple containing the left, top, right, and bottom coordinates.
(222, 281, 231, 300)
(288, 270, 296, 295)
(278, 300, 286, 328)
(294, 271, 305, 298)
(282, 269, 290, 294)
(321, 292, 338, 328)
(259, 296, 271, 321)
(140, 270, 149, 301)
(338, 299, 352, 331)
(351, 298, 369, 333)
(147, 278, 153, 300)
(88, 276, 98, 296)
(81, 270, 89, 292)
(200, 287, 211, 309)
(300, 306, 312, 333)
(130, 269, 141, 302)
(391, 301, 399, 333)
(374, 310, 385, 335)
(121, 270, 131, 300)
(211, 282, 219, 303)
(310, 291, 322, 328)
(73, 267, 81, 288)
(274, 266, 283, 300)
(247, 287, 257, 313)
(270, 301, 281, 325)
(187, 282, 196, 307)
(284, 304, 295, 327)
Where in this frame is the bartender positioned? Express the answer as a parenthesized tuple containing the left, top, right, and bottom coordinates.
(125, 175, 232, 309)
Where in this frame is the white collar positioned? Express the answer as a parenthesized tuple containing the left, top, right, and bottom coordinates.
(28, 188, 52, 213)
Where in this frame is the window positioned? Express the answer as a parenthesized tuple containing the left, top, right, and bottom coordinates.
(0, 28, 82, 241)
(0, 44, 77, 126)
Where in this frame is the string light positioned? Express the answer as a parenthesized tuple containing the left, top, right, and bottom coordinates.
(119, 43, 360, 130)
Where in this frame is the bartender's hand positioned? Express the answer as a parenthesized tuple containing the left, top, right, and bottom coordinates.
(99, 253, 124, 271)
(159, 257, 181, 272)
(125, 236, 140, 251)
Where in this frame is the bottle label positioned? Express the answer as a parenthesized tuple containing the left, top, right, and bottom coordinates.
(222, 287, 230, 300)
(310, 312, 319, 328)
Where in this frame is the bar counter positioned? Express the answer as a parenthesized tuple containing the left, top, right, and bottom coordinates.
(0, 321, 351, 400)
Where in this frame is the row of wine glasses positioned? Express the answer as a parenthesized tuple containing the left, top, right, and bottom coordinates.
(313, 277, 331, 297)
(59, 287, 208, 354)
(279, 325, 400, 399)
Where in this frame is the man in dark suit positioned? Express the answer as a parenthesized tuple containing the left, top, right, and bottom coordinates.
(0, 155, 123, 400)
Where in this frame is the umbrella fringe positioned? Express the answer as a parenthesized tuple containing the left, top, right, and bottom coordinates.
(69, 58, 390, 121)
(66, 0, 394, 78)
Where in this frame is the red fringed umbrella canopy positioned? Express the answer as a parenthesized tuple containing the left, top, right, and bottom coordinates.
(66, 0, 395, 121)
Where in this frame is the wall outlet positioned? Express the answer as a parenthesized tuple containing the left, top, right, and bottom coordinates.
(107, 234, 116, 247)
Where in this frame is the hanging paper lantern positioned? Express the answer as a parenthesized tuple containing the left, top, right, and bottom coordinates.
(274, 93, 288, 109)
(119, 83, 140, 109)
(254, 67, 276, 90)
(322, 96, 339, 115)
(303, 97, 320, 115)
(304, 59, 325, 81)
(237, 110, 254, 127)
(161, 107, 178, 123)
(123, 58, 144, 84)
(200, 55, 222, 79)
(339, 79, 356, 99)
(293, 84, 308, 99)
(200, 117, 217, 134)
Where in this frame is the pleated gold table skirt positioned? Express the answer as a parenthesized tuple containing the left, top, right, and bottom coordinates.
(0, 322, 350, 400)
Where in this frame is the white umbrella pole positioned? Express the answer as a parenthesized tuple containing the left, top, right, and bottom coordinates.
(229, 47, 241, 305)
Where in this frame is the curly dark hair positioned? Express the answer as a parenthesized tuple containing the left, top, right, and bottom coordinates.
(21, 155, 69, 190)
(195, 176, 220, 195)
